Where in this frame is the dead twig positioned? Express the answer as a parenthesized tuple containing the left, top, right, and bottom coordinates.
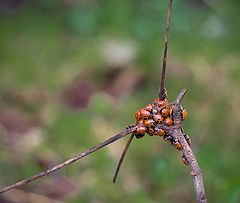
(172, 89, 208, 203)
(159, 0, 172, 99)
(112, 134, 134, 183)
(0, 126, 136, 194)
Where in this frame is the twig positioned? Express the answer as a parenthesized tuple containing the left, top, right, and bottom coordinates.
(159, 0, 173, 99)
(0, 126, 136, 194)
(172, 89, 208, 203)
(112, 134, 134, 183)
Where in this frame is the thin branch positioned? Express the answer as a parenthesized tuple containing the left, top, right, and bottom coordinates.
(159, 0, 173, 99)
(0, 126, 136, 195)
(113, 134, 134, 183)
(172, 90, 208, 203)
(175, 88, 186, 105)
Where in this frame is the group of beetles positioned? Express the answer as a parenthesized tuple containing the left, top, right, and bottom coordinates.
(128, 94, 191, 165)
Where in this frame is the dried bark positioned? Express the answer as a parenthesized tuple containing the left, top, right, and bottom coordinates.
(172, 89, 208, 203)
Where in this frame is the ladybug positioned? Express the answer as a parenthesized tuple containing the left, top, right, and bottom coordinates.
(169, 105, 174, 116)
(182, 108, 187, 120)
(181, 154, 189, 165)
(183, 133, 191, 146)
(140, 109, 151, 120)
(161, 107, 170, 117)
(144, 119, 155, 128)
(165, 117, 174, 126)
(135, 110, 142, 121)
(172, 139, 182, 150)
(134, 125, 147, 139)
(175, 143, 182, 150)
(146, 104, 153, 112)
(153, 98, 161, 104)
(135, 133, 145, 139)
(158, 99, 168, 107)
(164, 134, 173, 142)
(148, 127, 155, 135)
(135, 125, 147, 134)
(155, 127, 165, 136)
(181, 128, 191, 146)
(126, 124, 135, 130)
(153, 114, 164, 123)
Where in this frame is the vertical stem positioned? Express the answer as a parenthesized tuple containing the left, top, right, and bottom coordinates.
(159, 0, 173, 99)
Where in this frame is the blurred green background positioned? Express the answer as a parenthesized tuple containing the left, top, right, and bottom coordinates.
(0, 0, 239, 202)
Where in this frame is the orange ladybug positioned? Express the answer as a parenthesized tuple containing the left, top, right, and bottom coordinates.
(158, 99, 168, 107)
(135, 125, 147, 134)
(140, 109, 151, 120)
(146, 104, 153, 112)
(161, 107, 170, 117)
(144, 119, 155, 128)
(134, 125, 147, 139)
(155, 128, 165, 136)
(182, 108, 187, 120)
(165, 117, 173, 126)
(172, 140, 182, 150)
(135, 110, 142, 121)
(169, 105, 174, 116)
(148, 127, 155, 135)
(153, 114, 164, 123)
(175, 143, 182, 150)
(153, 98, 161, 104)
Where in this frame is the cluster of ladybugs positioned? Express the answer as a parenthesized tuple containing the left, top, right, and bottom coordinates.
(129, 96, 191, 165)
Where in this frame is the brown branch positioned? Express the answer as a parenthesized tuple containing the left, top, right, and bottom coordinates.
(0, 126, 136, 195)
(159, 0, 173, 99)
(112, 134, 134, 183)
(172, 89, 208, 203)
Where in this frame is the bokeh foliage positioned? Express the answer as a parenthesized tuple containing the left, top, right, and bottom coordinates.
(0, 0, 239, 202)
